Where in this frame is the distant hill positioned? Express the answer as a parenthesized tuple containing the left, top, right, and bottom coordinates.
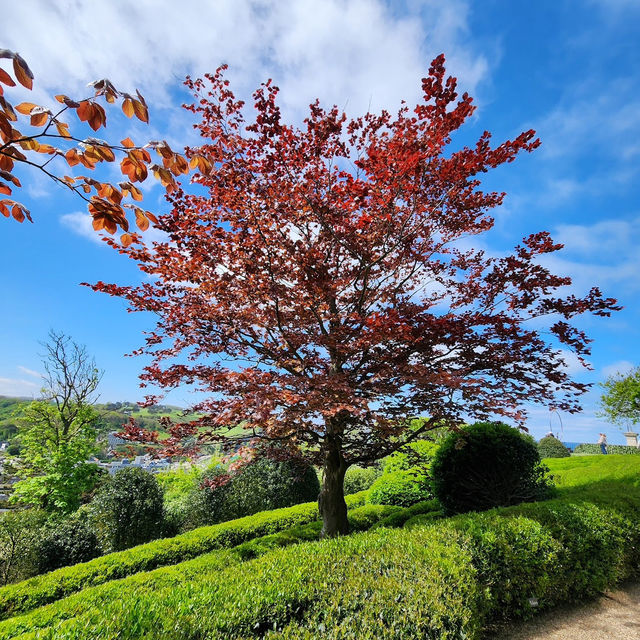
(0, 396, 196, 443)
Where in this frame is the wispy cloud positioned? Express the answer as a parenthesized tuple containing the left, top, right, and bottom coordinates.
(17, 366, 43, 379)
(0, 377, 39, 398)
(601, 360, 635, 379)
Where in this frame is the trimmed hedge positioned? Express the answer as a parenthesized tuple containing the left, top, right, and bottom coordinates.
(0, 491, 368, 621)
(4, 481, 640, 639)
(0, 502, 438, 637)
(573, 443, 640, 455)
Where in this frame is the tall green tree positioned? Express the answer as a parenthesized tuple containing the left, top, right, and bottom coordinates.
(598, 366, 640, 430)
(10, 331, 103, 512)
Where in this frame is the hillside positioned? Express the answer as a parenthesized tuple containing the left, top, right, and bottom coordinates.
(0, 455, 637, 639)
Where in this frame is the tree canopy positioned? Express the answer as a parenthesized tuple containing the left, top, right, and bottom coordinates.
(599, 366, 640, 430)
(91, 55, 619, 535)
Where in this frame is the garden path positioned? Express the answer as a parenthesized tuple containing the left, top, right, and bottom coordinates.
(494, 581, 640, 639)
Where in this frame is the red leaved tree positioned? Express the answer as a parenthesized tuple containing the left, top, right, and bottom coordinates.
(0, 49, 202, 244)
(92, 56, 619, 536)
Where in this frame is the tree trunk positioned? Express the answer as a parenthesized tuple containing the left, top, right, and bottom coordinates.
(318, 444, 349, 538)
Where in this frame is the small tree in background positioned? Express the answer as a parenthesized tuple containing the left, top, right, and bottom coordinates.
(10, 331, 103, 513)
(598, 366, 640, 431)
(93, 56, 619, 537)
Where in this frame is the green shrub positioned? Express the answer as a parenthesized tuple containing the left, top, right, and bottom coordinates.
(0, 491, 368, 620)
(158, 465, 203, 534)
(89, 467, 164, 552)
(191, 459, 320, 527)
(431, 421, 552, 515)
(368, 469, 432, 507)
(382, 439, 437, 473)
(537, 435, 570, 458)
(573, 443, 640, 455)
(223, 458, 320, 519)
(343, 466, 381, 495)
(34, 510, 101, 574)
(0, 510, 47, 586)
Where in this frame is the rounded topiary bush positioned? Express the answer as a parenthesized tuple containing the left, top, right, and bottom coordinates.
(368, 469, 432, 507)
(431, 421, 552, 515)
(90, 467, 164, 551)
(537, 435, 570, 458)
(343, 466, 381, 495)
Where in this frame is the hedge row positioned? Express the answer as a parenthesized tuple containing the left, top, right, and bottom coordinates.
(0, 492, 369, 621)
(3, 482, 639, 639)
(0, 502, 439, 637)
(573, 443, 640, 455)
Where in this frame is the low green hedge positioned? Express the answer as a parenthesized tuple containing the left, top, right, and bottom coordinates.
(0, 502, 437, 637)
(0, 492, 368, 621)
(573, 443, 640, 455)
(6, 482, 640, 639)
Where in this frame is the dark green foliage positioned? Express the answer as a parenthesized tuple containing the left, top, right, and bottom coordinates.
(34, 511, 101, 574)
(224, 458, 320, 518)
(574, 443, 640, 455)
(368, 469, 432, 507)
(194, 459, 320, 526)
(89, 468, 164, 552)
(431, 421, 553, 515)
(0, 510, 47, 586)
(537, 435, 570, 458)
(342, 466, 381, 495)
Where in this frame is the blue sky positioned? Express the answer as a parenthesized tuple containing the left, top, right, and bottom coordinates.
(1, 0, 638, 444)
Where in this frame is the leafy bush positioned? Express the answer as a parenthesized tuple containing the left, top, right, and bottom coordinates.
(537, 435, 570, 458)
(382, 439, 438, 473)
(431, 421, 552, 515)
(343, 466, 381, 495)
(224, 458, 320, 518)
(34, 510, 101, 574)
(0, 491, 368, 620)
(368, 469, 432, 507)
(193, 458, 320, 526)
(573, 443, 640, 455)
(0, 510, 46, 586)
(89, 467, 164, 552)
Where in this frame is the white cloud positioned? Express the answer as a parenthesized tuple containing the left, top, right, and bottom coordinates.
(556, 349, 590, 375)
(3, 0, 488, 123)
(601, 360, 635, 379)
(0, 377, 39, 398)
(17, 366, 43, 379)
(60, 212, 106, 245)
